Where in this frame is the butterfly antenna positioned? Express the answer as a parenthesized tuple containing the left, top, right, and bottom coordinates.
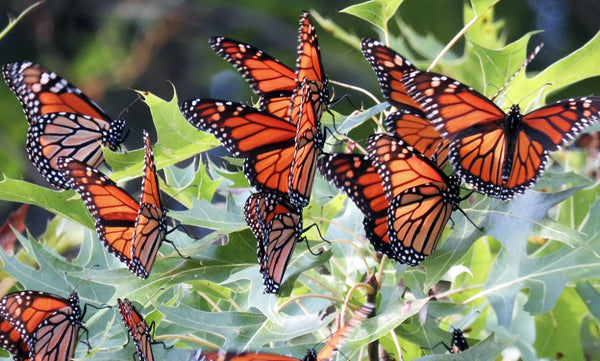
(490, 43, 544, 102)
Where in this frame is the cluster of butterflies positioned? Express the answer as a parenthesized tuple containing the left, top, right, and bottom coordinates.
(0, 289, 163, 361)
(2, 8, 600, 361)
(180, 12, 600, 292)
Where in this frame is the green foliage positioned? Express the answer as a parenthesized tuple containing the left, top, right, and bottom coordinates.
(0, 1, 599, 361)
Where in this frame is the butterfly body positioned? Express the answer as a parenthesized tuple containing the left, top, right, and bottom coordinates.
(449, 328, 469, 353)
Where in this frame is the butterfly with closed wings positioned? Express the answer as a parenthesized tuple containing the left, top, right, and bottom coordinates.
(2, 61, 125, 189)
(58, 130, 169, 279)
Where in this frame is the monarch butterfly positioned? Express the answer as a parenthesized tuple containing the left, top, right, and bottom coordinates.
(209, 36, 296, 119)
(320, 134, 463, 265)
(181, 80, 320, 209)
(361, 40, 449, 167)
(317, 153, 392, 259)
(361, 39, 600, 199)
(244, 192, 302, 294)
(210, 11, 328, 123)
(292, 11, 329, 123)
(2, 61, 125, 189)
(0, 290, 83, 361)
(367, 134, 463, 265)
(0, 317, 30, 360)
(194, 302, 374, 361)
(57, 130, 167, 278)
(118, 298, 158, 361)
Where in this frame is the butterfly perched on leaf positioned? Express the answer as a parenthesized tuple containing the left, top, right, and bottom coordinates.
(2, 61, 125, 189)
(361, 38, 600, 200)
(0, 290, 84, 361)
(58, 130, 168, 279)
(320, 134, 466, 266)
(118, 298, 166, 361)
(244, 192, 303, 293)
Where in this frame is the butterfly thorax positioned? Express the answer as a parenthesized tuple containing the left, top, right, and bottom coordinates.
(450, 328, 469, 353)
(302, 349, 317, 361)
(446, 174, 462, 211)
(104, 118, 126, 151)
(501, 104, 523, 182)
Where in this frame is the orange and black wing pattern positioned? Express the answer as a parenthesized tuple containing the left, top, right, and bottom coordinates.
(58, 157, 138, 268)
(130, 130, 167, 279)
(0, 291, 83, 361)
(181, 99, 297, 201)
(244, 192, 302, 294)
(384, 108, 449, 168)
(288, 80, 323, 208)
(295, 12, 329, 120)
(315, 302, 374, 361)
(3, 61, 125, 189)
(404, 64, 600, 198)
(0, 316, 30, 361)
(361, 39, 422, 111)
(2, 61, 110, 124)
(209, 36, 296, 119)
(367, 134, 461, 265)
(118, 298, 155, 361)
(317, 153, 392, 258)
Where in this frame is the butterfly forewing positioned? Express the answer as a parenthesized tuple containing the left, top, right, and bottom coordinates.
(360, 39, 422, 111)
(209, 36, 296, 119)
(2, 62, 109, 124)
(317, 153, 392, 257)
(118, 299, 155, 361)
(58, 157, 138, 266)
(295, 12, 328, 121)
(384, 108, 449, 168)
(130, 131, 167, 279)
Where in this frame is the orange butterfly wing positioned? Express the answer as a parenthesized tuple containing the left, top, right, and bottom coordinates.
(244, 193, 302, 293)
(367, 134, 461, 265)
(361, 40, 448, 167)
(118, 298, 155, 361)
(3, 62, 125, 189)
(209, 36, 296, 119)
(2, 62, 109, 124)
(317, 153, 391, 257)
(384, 109, 449, 168)
(130, 131, 167, 279)
(0, 317, 30, 360)
(361, 39, 422, 111)
(181, 99, 297, 200)
(0, 291, 82, 361)
(58, 157, 138, 266)
(295, 12, 328, 120)
(288, 80, 323, 208)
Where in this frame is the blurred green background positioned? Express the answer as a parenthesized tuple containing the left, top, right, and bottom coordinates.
(0, 0, 598, 228)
